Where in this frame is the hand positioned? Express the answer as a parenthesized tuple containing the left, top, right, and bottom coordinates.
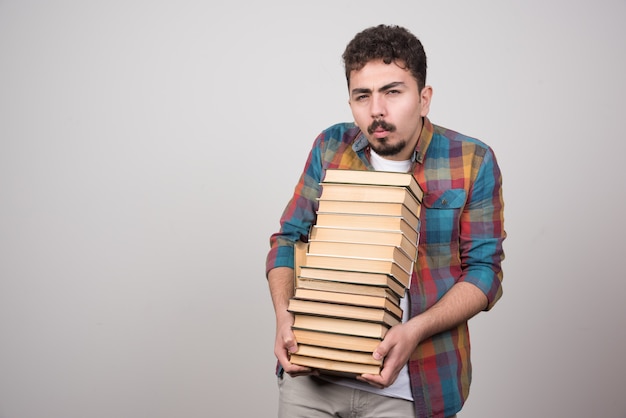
(357, 321, 420, 388)
(274, 312, 318, 377)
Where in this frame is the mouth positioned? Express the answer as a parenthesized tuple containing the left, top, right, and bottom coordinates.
(367, 119, 396, 138)
(372, 128, 389, 139)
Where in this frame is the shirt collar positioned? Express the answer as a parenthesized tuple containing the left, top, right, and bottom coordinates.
(351, 117, 434, 164)
(414, 116, 433, 164)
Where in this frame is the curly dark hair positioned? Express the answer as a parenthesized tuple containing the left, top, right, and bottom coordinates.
(342, 24, 427, 91)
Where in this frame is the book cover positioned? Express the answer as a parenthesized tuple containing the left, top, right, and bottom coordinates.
(288, 299, 401, 326)
(294, 240, 309, 289)
(318, 183, 421, 218)
(294, 343, 382, 366)
(293, 287, 403, 320)
(309, 226, 418, 261)
(297, 267, 406, 299)
(292, 314, 390, 339)
(314, 212, 418, 244)
(289, 354, 381, 376)
(322, 168, 423, 202)
(296, 276, 401, 306)
(307, 240, 415, 274)
(317, 199, 421, 229)
(304, 253, 411, 289)
(292, 328, 381, 353)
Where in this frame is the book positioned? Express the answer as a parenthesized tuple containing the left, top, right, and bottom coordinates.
(292, 328, 381, 353)
(304, 253, 411, 288)
(293, 287, 403, 320)
(310, 226, 418, 260)
(294, 344, 382, 366)
(314, 212, 419, 244)
(307, 240, 415, 274)
(317, 199, 421, 228)
(322, 168, 423, 202)
(293, 314, 390, 339)
(288, 299, 401, 326)
(294, 240, 308, 289)
(296, 276, 401, 306)
(318, 183, 421, 218)
(294, 240, 308, 275)
(298, 266, 406, 299)
(289, 353, 381, 376)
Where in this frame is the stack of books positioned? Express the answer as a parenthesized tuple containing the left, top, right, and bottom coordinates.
(288, 168, 423, 377)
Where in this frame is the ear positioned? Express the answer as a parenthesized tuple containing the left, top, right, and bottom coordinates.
(419, 86, 433, 117)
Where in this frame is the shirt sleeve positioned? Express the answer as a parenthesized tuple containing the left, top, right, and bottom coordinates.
(458, 146, 506, 310)
(265, 134, 325, 277)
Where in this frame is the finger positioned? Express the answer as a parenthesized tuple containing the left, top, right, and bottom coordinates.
(283, 334, 299, 354)
(286, 343, 299, 355)
(372, 340, 389, 361)
(286, 365, 317, 377)
(356, 375, 385, 389)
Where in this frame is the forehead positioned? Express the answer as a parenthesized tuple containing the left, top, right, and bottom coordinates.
(348, 59, 416, 90)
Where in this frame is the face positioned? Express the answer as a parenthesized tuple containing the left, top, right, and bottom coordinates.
(348, 60, 432, 161)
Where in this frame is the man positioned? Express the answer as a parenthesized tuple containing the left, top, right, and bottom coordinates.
(266, 24, 505, 418)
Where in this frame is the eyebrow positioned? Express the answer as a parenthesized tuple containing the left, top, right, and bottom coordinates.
(351, 81, 406, 97)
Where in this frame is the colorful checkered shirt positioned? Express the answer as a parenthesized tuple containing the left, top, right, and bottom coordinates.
(266, 117, 505, 418)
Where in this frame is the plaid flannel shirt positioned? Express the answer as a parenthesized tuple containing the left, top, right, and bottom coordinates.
(266, 117, 505, 418)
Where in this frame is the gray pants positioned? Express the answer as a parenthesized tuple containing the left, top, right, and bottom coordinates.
(278, 373, 458, 418)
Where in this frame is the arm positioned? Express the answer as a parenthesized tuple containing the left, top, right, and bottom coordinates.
(358, 282, 487, 388)
(268, 266, 316, 376)
(265, 136, 326, 376)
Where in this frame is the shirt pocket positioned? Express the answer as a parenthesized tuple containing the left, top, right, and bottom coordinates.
(422, 188, 467, 210)
(420, 188, 467, 248)
(415, 190, 468, 295)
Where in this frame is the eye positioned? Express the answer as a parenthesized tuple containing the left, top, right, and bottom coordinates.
(354, 94, 369, 102)
(387, 89, 401, 95)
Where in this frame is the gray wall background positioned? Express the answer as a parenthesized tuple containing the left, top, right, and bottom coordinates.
(1, 1, 625, 417)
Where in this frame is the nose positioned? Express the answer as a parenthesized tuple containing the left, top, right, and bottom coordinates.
(370, 94, 385, 119)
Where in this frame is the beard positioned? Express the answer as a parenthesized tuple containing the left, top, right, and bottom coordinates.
(369, 137, 407, 157)
(366, 119, 406, 157)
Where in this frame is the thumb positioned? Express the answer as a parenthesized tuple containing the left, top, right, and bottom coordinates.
(283, 330, 299, 355)
(372, 341, 389, 361)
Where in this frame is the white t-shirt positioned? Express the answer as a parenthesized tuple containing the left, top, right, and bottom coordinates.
(318, 149, 414, 401)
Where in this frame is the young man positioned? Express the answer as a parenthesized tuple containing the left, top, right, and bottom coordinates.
(266, 24, 505, 418)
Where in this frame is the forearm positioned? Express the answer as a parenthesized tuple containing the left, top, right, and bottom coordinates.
(269, 266, 313, 373)
(268, 266, 295, 321)
(407, 281, 487, 341)
(362, 281, 488, 387)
